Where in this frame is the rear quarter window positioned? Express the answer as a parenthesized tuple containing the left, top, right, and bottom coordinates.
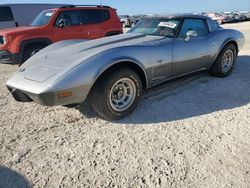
(84, 10, 110, 24)
(0, 6, 14, 21)
(179, 18, 209, 38)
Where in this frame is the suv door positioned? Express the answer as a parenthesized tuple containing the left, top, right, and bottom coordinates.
(52, 10, 88, 42)
(0, 6, 16, 29)
(173, 18, 218, 76)
(83, 9, 110, 39)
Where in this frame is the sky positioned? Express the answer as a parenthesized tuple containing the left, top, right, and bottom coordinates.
(1, 0, 250, 15)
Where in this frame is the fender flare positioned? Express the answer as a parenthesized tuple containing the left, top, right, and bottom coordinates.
(19, 38, 52, 60)
(93, 57, 148, 89)
(105, 30, 123, 36)
(219, 38, 238, 53)
(213, 38, 238, 62)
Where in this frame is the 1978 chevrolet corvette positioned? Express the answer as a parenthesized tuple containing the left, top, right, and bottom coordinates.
(6, 14, 245, 120)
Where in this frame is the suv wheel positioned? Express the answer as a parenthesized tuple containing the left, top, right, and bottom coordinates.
(90, 68, 142, 120)
(21, 44, 46, 65)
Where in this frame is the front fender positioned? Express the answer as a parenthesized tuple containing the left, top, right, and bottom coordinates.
(51, 45, 170, 95)
(92, 56, 148, 87)
(51, 47, 148, 91)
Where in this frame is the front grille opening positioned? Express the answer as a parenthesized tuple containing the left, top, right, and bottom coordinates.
(7, 87, 33, 102)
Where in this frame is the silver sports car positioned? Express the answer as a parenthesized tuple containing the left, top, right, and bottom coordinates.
(6, 14, 245, 120)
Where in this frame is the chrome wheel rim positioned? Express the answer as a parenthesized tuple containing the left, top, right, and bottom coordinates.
(109, 78, 136, 112)
(222, 50, 234, 73)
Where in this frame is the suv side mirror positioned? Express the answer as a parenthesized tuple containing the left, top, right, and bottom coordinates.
(185, 30, 198, 41)
(58, 19, 66, 28)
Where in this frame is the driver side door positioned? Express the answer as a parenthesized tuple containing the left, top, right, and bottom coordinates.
(52, 10, 88, 42)
(173, 18, 218, 76)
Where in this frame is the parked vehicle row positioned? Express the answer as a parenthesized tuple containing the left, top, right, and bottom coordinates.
(240, 11, 250, 21)
(200, 11, 250, 24)
(0, 5, 123, 65)
(120, 11, 250, 28)
(119, 14, 145, 28)
(119, 15, 131, 28)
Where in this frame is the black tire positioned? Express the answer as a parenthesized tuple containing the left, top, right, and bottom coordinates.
(105, 32, 120, 37)
(90, 68, 143, 120)
(21, 44, 46, 65)
(210, 44, 237, 77)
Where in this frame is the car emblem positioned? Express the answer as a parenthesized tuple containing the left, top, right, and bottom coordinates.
(19, 68, 26, 72)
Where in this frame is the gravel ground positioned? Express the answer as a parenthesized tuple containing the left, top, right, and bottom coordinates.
(0, 22, 250, 188)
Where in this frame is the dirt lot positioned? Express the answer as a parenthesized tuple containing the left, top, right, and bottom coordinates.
(0, 22, 250, 188)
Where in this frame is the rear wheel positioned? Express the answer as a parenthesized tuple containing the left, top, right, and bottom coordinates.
(90, 68, 142, 120)
(210, 44, 237, 77)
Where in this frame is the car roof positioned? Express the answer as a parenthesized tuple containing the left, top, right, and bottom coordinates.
(43, 5, 113, 12)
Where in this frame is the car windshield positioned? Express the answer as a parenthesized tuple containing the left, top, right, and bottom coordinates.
(128, 18, 181, 37)
(30, 10, 54, 27)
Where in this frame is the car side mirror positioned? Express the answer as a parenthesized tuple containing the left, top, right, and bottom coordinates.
(58, 19, 66, 28)
(185, 30, 198, 41)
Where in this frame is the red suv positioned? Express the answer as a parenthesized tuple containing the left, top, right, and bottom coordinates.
(0, 5, 123, 65)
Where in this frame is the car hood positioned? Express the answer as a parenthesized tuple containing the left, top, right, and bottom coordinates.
(22, 33, 165, 83)
(0, 27, 38, 35)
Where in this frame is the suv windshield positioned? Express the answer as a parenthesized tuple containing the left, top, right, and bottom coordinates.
(30, 10, 54, 27)
(128, 18, 181, 37)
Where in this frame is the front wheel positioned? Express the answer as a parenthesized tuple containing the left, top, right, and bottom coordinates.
(90, 68, 142, 120)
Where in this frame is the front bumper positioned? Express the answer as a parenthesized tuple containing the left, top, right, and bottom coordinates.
(7, 86, 57, 106)
(0, 50, 20, 64)
(6, 83, 91, 106)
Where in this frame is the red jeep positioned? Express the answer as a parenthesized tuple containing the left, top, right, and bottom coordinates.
(0, 5, 123, 65)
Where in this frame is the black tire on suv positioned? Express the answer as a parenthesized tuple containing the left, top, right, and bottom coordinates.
(21, 43, 48, 65)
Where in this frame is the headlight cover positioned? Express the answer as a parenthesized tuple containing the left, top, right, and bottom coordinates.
(0, 36, 6, 45)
